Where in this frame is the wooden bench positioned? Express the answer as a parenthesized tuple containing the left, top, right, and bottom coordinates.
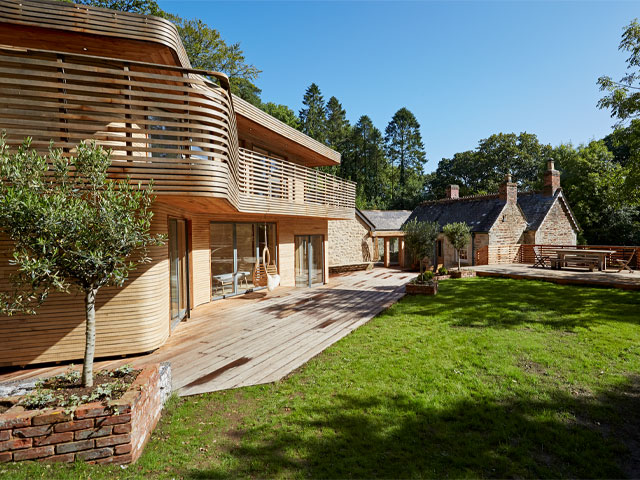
(551, 254, 599, 272)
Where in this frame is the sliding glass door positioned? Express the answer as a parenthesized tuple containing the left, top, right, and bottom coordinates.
(295, 235, 324, 288)
(210, 222, 277, 299)
(169, 218, 189, 330)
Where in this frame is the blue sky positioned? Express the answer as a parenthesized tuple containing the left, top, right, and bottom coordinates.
(159, 0, 636, 172)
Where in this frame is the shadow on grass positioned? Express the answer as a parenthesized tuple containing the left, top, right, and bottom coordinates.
(413, 278, 640, 331)
(184, 376, 639, 479)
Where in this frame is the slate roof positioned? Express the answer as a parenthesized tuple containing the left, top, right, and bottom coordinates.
(406, 195, 506, 233)
(360, 210, 413, 231)
(406, 190, 576, 233)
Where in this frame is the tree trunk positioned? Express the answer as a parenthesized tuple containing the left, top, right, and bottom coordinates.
(458, 251, 461, 271)
(82, 287, 98, 387)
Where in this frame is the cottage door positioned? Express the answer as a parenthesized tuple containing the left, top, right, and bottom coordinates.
(169, 218, 189, 330)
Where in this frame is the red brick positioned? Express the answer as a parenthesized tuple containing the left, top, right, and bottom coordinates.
(0, 430, 9, 442)
(113, 423, 131, 434)
(114, 443, 132, 455)
(96, 433, 130, 448)
(74, 402, 109, 419)
(76, 447, 113, 461)
(96, 414, 131, 426)
(33, 432, 74, 446)
(54, 419, 94, 433)
(0, 411, 33, 430)
(13, 445, 54, 461)
(39, 453, 75, 463)
(13, 424, 53, 438)
(74, 426, 112, 440)
(0, 451, 12, 463)
(55, 439, 94, 454)
(95, 452, 132, 465)
(32, 409, 72, 426)
(0, 438, 32, 452)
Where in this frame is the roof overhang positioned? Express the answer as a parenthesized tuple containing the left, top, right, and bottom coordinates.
(233, 96, 340, 167)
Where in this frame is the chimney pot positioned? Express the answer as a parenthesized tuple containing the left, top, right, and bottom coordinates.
(445, 184, 459, 200)
(499, 174, 517, 203)
(543, 160, 561, 196)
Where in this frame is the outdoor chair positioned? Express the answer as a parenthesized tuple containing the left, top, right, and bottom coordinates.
(532, 248, 551, 268)
(612, 250, 636, 274)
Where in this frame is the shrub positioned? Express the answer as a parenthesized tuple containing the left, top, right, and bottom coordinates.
(438, 266, 448, 275)
(415, 271, 435, 284)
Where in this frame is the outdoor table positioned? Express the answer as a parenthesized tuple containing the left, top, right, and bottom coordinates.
(554, 249, 617, 271)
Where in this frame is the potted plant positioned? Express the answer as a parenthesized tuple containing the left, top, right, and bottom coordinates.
(406, 270, 438, 295)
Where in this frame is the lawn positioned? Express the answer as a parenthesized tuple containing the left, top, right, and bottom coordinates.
(2, 277, 639, 479)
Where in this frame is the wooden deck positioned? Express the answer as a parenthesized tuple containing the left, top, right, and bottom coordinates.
(0, 268, 410, 396)
(472, 264, 640, 290)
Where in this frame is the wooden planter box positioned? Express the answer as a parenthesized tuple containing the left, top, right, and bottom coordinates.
(0, 363, 169, 465)
(450, 270, 476, 279)
(406, 282, 438, 295)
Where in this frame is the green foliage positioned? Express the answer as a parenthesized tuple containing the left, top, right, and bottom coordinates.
(438, 266, 449, 275)
(261, 102, 300, 129)
(384, 108, 427, 207)
(299, 83, 327, 143)
(66, 0, 161, 15)
(597, 18, 640, 124)
(231, 78, 263, 107)
(415, 270, 435, 283)
(442, 222, 471, 270)
(428, 132, 552, 199)
(341, 116, 388, 207)
(554, 141, 629, 244)
(402, 218, 439, 273)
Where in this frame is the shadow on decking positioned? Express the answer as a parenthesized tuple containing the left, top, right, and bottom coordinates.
(183, 375, 640, 479)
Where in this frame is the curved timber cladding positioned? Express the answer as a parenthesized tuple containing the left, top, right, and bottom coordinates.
(0, 211, 171, 367)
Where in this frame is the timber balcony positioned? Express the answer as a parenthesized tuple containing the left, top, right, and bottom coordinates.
(0, 45, 355, 219)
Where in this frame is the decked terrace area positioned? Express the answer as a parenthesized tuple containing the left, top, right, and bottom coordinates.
(0, 268, 411, 395)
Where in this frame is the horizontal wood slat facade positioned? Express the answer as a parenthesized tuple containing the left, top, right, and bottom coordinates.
(0, 45, 354, 219)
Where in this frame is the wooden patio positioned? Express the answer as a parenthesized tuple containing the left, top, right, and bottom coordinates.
(472, 264, 640, 291)
(0, 268, 411, 396)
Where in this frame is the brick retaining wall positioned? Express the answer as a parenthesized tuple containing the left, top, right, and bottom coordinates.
(0, 363, 165, 465)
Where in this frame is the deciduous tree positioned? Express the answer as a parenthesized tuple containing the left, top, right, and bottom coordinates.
(442, 222, 471, 271)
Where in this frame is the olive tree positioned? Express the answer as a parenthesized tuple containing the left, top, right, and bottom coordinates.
(402, 218, 439, 274)
(0, 137, 164, 387)
(442, 222, 471, 271)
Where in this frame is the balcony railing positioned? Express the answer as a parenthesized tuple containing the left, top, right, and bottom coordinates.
(237, 148, 356, 218)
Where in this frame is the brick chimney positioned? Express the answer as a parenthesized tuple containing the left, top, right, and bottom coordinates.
(498, 174, 517, 203)
(445, 184, 459, 200)
(543, 160, 561, 197)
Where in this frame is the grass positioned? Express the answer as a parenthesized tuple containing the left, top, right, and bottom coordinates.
(2, 277, 640, 479)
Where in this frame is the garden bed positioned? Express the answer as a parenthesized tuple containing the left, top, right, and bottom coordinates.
(0, 363, 170, 465)
(449, 270, 476, 279)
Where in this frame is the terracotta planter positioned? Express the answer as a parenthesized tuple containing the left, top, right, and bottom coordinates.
(406, 281, 438, 295)
(0, 363, 170, 465)
(450, 270, 476, 279)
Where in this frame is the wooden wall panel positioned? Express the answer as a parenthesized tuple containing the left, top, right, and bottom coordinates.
(0, 203, 172, 367)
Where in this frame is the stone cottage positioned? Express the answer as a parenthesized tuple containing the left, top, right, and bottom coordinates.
(328, 209, 412, 271)
(407, 161, 579, 267)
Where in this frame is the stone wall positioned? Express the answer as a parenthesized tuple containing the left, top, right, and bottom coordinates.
(489, 202, 528, 245)
(535, 198, 577, 245)
(0, 363, 168, 465)
(328, 216, 374, 267)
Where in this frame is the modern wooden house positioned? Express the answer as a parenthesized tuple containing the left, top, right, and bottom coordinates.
(0, 0, 355, 366)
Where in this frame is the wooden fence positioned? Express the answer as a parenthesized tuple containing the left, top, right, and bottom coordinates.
(476, 244, 639, 269)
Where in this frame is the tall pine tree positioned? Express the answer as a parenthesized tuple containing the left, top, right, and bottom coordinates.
(299, 83, 327, 143)
(342, 116, 387, 207)
(384, 108, 427, 207)
(323, 96, 350, 175)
